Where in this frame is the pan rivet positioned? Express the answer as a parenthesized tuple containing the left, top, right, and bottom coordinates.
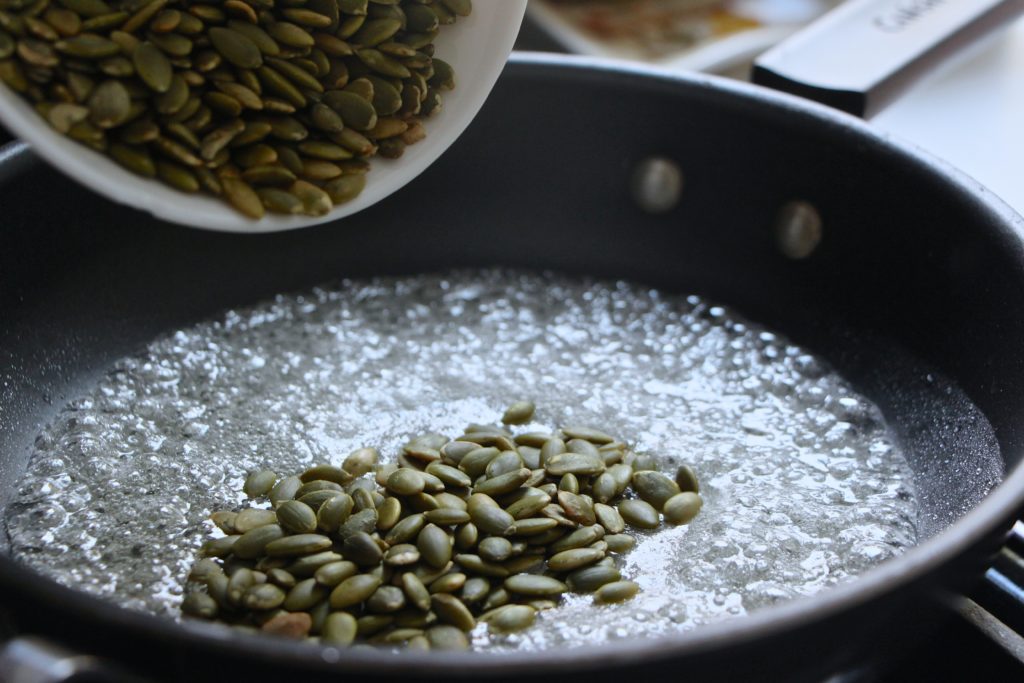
(631, 157, 683, 214)
(776, 201, 822, 259)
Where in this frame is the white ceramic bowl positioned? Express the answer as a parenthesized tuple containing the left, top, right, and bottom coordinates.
(0, 0, 527, 232)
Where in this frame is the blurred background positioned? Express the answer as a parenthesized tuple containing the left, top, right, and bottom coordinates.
(515, 0, 1024, 217)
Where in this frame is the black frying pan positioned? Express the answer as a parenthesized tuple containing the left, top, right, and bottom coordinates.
(2, 51, 1024, 682)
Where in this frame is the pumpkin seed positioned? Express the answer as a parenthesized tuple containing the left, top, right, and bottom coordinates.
(417, 523, 452, 569)
(546, 452, 605, 477)
(477, 536, 512, 563)
(452, 553, 507, 578)
(548, 547, 604, 572)
(264, 533, 332, 557)
(321, 612, 357, 645)
(675, 465, 700, 494)
(430, 593, 474, 631)
(663, 492, 703, 526)
(275, 500, 317, 534)
(424, 624, 466, 650)
(595, 580, 640, 604)
(366, 585, 406, 613)
(384, 512, 425, 545)
(181, 592, 218, 618)
(594, 503, 626, 534)
(285, 550, 343, 577)
(400, 571, 432, 611)
(617, 499, 661, 530)
(234, 508, 278, 533)
(343, 447, 378, 477)
(243, 582, 286, 610)
(313, 560, 357, 587)
(632, 471, 681, 511)
(504, 574, 566, 597)
(329, 573, 381, 608)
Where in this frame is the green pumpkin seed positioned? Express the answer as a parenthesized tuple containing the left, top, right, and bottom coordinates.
(453, 522, 477, 550)
(221, 176, 264, 219)
(181, 592, 218, 619)
(617, 499, 660, 529)
(430, 593, 474, 631)
(329, 573, 381, 608)
(557, 490, 596, 526)
(566, 564, 622, 593)
(321, 612, 357, 645)
(477, 536, 512, 563)
(473, 468, 530, 498)
(417, 523, 452, 569)
(355, 614, 392, 636)
(428, 572, 465, 595)
(340, 530, 382, 566)
(264, 533, 332, 557)
(420, 624, 464, 650)
(234, 508, 278, 533)
(562, 426, 616, 444)
(243, 582, 286, 610)
(453, 553, 507, 578)
(370, 507, 419, 543)
(422, 508, 470, 526)
(603, 533, 636, 554)
(460, 576, 489, 604)
(549, 525, 604, 554)
(314, 560, 357, 587)
(200, 535, 238, 558)
(276, 500, 317, 534)
(108, 142, 155, 177)
(440, 441, 478, 464)
(400, 571, 432, 611)
(484, 604, 535, 633)
(267, 568, 296, 589)
(632, 471, 681, 511)
(548, 547, 604, 572)
(508, 517, 559, 536)
(153, 160, 196, 191)
(226, 20, 279, 57)
(342, 447, 378, 477)
(55, 33, 119, 58)
(285, 550, 343, 577)
(232, 524, 285, 559)
(268, 475, 301, 506)
(663, 492, 702, 526)
(675, 465, 700, 494)
(366, 585, 406, 613)
(265, 20, 313, 48)
(322, 88, 377, 131)
(468, 502, 513, 536)
(596, 580, 640, 604)
(484, 451, 523, 479)
(594, 503, 626, 534)
(504, 574, 566, 597)
(282, 577, 327, 611)
(545, 452, 605, 477)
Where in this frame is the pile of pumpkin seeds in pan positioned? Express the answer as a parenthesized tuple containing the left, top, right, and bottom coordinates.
(182, 401, 703, 650)
(0, 0, 470, 218)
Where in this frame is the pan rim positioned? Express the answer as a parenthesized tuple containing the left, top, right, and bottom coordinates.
(2, 51, 1024, 673)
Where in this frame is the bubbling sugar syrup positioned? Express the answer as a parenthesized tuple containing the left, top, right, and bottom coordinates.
(5, 269, 929, 649)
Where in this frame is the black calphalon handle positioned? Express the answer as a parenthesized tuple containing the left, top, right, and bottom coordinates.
(752, 0, 1024, 118)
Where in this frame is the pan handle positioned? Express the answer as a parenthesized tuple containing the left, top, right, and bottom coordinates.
(751, 0, 1024, 118)
(970, 521, 1024, 637)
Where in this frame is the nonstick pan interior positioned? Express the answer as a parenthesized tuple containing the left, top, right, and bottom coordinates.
(1, 55, 1023, 677)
